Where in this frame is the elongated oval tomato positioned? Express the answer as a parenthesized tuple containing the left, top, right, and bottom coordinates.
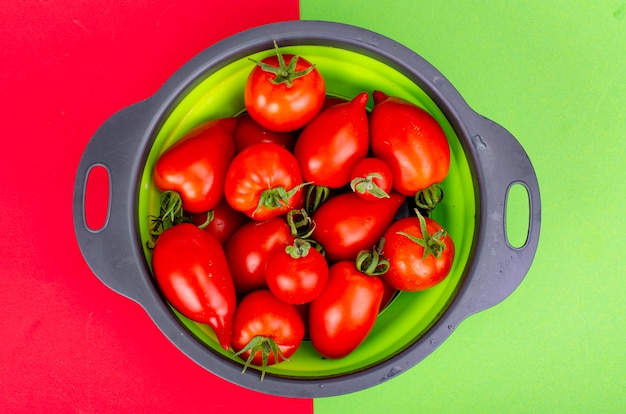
(309, 261, 384, 359)
(312, 192, 406, 263)
(224, 142, 305, 221)
(244, 47, 325, 132)
(294, 92, 370, 188)
(153, 118, 236, 213)
(151, 223, 236, 350)
(224, 217, 295, 293)
(382, 213, 455, 291)
(370, 91, 450, 196)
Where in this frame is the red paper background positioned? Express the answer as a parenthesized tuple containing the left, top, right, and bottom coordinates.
(0, 1, 311, 412)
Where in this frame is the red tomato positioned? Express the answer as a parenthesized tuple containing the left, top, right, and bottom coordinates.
(224, 217, 295, 293)
(309, 261, 384, 359)
(370, 91, 450, 196)
(189, 198, 249, 245)
(224, 142, 305, 220)
(265, 239, 329, 305)
(294, 92, 370, 188)
(382, 211, 455, 291)
(312, 192, 406, 263)
(153, 118, 236, 213)
(244, 44, 325, 132)
(349, 157, 393, 200)
(233, 112, 296, 153)
(151, 223, 236, 350)
(231, 290, 305, 380)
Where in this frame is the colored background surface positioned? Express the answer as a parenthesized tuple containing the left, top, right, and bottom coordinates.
(1, 1, 624, 413)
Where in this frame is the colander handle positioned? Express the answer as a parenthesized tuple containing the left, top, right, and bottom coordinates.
(73, 100, 156, 305)
(458, 114, 541, 316)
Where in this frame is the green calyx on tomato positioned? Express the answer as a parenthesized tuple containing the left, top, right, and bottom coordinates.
(286, 208, 315, 239)
(233, 335, 288, 382)
(414, 184, 444, 216)
(350, 172, 390, 199)
(254, 181, 309, 217)
(398, 208, 448, 259)
(249, 41, 316, 88)
(147, 190, 187, 248)
(284, 238, 313, 259)
(355, 239, 390, 276)
(304, 184, 330, 216)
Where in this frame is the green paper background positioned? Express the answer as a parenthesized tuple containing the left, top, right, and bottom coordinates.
(300, 1, 626, 412)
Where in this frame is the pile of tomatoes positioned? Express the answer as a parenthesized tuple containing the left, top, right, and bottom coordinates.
(148, 43, 455, 380)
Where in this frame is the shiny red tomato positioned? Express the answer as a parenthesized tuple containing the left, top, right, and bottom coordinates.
(370, 91, 450, 196)
(349, 157, 393, 200)
(233, 112, 296, 153)
(224, 142, 305, 220)
(382, 210, 455, 291)
(153, 118, 236, 213)
(224, 217, 295, 293)
(294, 92, 370, 188)
(309, 261, 384, 359)
(189, 198, 249, 245)
(312, 192, 406, 263)
(265, 239, 329, 305)
(231, 289, 305, 380)
(151, 223, 236, 350)
(244, 44, 325, 132)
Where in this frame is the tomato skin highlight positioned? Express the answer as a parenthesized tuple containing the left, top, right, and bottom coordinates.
(382, 216, 455, 291)
(265, 240, 329, 305)
(224, 217, 295, 293)
(309, 261, 384, 359)
(224, 142, 305, 220)
(151, 223, 236, 350)
(244, 54, 325, 132)
(231, 290, 305, 367)
(294, 92, 370, 188)
(312, 192, 406, 263)
(153, 118, 236, 213)
(370, 91, 450, 195)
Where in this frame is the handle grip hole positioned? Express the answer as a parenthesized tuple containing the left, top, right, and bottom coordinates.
(505, 182, 531, 249)
(84, 164, 111, 233)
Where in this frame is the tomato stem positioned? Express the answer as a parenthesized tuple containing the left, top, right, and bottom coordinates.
(350, 173, 390, 199)
(397, 208, 447, 259)
(356, 239, 389, 276)
(287, 208, 316, 238)
(195, 210, 214, 230)
(304, 184, 330, 215)
(233, 335, 288, 382)
(147, 191, 188, 247)
(254, 182, 309, 217)
(415, 184, 444, 216)
(249, 41, 316, 88)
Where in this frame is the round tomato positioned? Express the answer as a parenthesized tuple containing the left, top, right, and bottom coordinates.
(382, 209, 455, 291)
(231, 290, 305, 380)
(349, 157, 393, 200)
(370, 91, 450, 195)
(294, 92, 370, 188)
(224, 217, 295, 293)
(151, 223, 236, 350)
(265, 239, 329, 305)
(309, 260, 384, 359)
(312, 192, 406, 263)
(244, 43, 325, 132)
(233, 112, 296, 153)
(224, 142, 305, 220)
(153, 117, 236, 213)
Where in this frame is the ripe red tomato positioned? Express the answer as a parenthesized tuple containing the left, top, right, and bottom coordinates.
(231, 289, 305, 380)
(232, 112, 296, 153)
(244, 44, 325, 132)
(224, 217, 295, 293)
(370, 91, 450, 196)
(349, 157, 393, 200)
(151, 223, 237, 350)
(224, 142, 305, 220)
(309, 261, 384, 359)
(382, 210, 455, 291)
(265, 239, 329, 305)
(189, 198, 249, 245)
(153, 118, 236, 213)
(312, 192, 406, 263)
(293, 92, 370, 188)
